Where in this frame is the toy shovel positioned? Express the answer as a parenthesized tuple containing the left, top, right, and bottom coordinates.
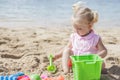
(47, 54, 56, 73)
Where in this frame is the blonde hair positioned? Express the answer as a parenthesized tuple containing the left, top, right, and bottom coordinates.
(72, 1, 98, 24)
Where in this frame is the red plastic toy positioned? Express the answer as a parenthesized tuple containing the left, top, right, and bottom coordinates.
(42, 75, 64, 80)
(17, 75, 30, 80)
(68, 59, 72, 68)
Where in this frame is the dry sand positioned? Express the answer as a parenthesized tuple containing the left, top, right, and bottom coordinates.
(0, 26, 120, 80)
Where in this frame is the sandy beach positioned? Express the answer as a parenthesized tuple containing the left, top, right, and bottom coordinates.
(0, 26, 120, 80)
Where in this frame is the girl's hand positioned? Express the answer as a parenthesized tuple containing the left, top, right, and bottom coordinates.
(53, 55, 58, 61)
(53, 54, 62, 61)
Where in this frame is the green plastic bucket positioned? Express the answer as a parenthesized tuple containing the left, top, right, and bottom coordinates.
(70, 54, 103, 80)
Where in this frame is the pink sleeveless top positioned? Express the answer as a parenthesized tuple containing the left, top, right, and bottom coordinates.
(70, 30, 100, 55)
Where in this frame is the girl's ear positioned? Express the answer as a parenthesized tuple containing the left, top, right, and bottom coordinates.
(89, 22, 93, 29)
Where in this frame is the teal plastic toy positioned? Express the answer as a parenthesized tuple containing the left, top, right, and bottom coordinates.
(30, 74, 41, 80)
(47, 54, 56, 73)
(0, 72, 24, 80)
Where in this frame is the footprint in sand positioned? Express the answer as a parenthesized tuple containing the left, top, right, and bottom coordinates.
(31, 57, 40, 68)
(26, 53, 41, 56)
(106, 36, 118, 44)
(1, 53, 25, 59)
(9, 43, 25, 48)
(30, 32, 37, 38)
(43, 39, 52, 43)
(2, 37, 11, 41)
(0, 40, 7, 45)
(106, 57, 120, 64)
(42, 55, 49, 63)
(0, 66, 8, 73)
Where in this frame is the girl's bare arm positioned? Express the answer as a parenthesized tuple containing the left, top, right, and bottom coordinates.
(97, 38, 107, 58)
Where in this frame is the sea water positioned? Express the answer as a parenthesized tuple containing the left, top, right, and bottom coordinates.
(0, 0, 120, 27)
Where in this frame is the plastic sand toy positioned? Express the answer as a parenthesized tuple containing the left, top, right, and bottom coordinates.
(47, 54, 56, 73)
(42, 75, 64, 80)
(0, 72, 24, 80)
(41, 74, 48, 79)
(30, 74, 41, 80)
(68, 59, 72, 68)
(17, 75, 30, 80)
(70, 54, 103, 80)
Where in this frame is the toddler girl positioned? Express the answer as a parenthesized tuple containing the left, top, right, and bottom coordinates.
(54, 1, 107, 74)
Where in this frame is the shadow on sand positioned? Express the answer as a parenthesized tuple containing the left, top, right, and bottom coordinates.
(101, 65, 120, 80)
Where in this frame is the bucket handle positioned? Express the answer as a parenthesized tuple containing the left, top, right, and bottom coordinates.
(86, 61, 96, 64)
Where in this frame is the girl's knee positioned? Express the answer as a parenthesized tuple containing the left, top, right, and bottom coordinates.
(63, 47, 73, 55)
